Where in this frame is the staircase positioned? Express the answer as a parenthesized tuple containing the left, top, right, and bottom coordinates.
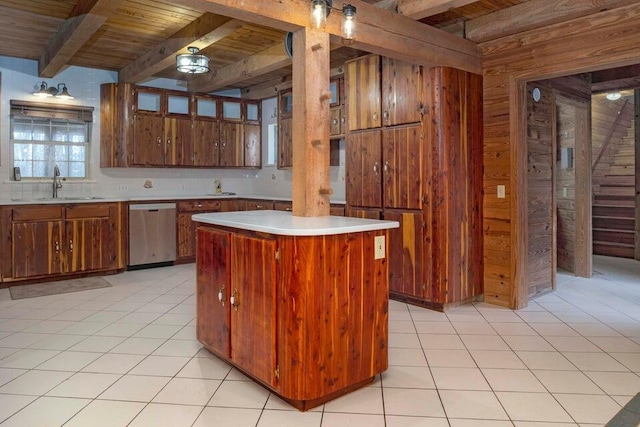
(592, 193, 636, 258)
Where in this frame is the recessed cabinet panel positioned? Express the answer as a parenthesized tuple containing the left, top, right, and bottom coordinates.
(346, 130, 382, 208)
(346, 55, 381, 131)
(137, 91, 162, 113)
(167, 94, 190, 116)
(223, 101, 242, 121)
(195, 97, 218, 118)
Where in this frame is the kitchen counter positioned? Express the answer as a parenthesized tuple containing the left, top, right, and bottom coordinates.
(192, 210, 398, 236)
(1, 194, 346, 206)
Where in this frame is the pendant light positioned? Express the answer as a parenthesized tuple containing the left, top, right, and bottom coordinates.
(176, 47, 210, 74)
(310, 0, 357, 41)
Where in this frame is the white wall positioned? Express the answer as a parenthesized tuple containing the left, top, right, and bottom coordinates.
(0, 56, 345, 202)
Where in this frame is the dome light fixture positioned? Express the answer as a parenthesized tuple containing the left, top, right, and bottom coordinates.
(176, 47, 210, 74)
(605, 92, 622, 101)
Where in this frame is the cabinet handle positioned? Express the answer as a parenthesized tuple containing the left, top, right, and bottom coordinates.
(54, 241, 59, 253)
(214, 142, 218, 148)
(157, 137, 161, 146)
(285, 207, 292, 211)
(217, 285, 226, 306)
(255, 205, 263, 209)
(230, 288, 239, 311)
(69, 240, 73, 253)
(383, 111, 389, 120)
(332, 118, 338, 125)
(341, 117, 345, 124)
(195, 204, 203, 208)
(222, 142, 226, 149)
(373, 162, 379, 175)
(384, 161, 389, 173)
(167, 138, 171, 146)
(372, 112, 378, 121)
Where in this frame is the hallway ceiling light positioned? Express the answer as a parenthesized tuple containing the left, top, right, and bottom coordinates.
(605, 92, 622, 101)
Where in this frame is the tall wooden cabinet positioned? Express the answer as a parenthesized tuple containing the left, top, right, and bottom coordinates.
(345, 55, 483, 310)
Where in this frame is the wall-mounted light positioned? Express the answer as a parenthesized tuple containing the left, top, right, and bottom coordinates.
(310, 0, 357, 41)
(176, 46, 210, 74)
(605, 92, 622, 101)
(32, 82, 74, 100)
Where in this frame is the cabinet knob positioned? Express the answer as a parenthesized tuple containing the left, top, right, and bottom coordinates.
(332, 119, 338, 125)
(383, 111, 389, 120)
(217, 285, 226, 306)
(157, 137, 161, 146)
(54, 241, 59, 253)
(167, 138, 171, 146)
(372, 112, 378, 121)
(195, 204, 203, 208)
(69, 240, 73, 253)
(373, 162, 379, 175)
(384, 161, 389, 173)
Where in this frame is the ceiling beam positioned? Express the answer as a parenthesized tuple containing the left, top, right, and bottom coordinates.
(241, 65, 345, 100)
(39, 0, 122, 78)
(466, 0, 639, 43)
(397, 0, 477, 20)
(189, 42, 290, 93)
(168, 0, 481, 74)
(373, 0, 397, 12)
(119, 14, 241, 84)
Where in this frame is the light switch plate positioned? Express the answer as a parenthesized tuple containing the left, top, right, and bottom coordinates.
(497, 185, 506, 199)
(374, 236, 385, 260)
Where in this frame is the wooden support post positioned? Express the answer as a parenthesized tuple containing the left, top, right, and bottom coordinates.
(291, 28, 331, 217)
(635, 89, 640, 261)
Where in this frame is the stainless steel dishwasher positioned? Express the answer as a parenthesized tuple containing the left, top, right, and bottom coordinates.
(129, 203, 177, 267)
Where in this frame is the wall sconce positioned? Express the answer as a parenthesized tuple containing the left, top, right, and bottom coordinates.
(32, 82, 74, 100)
(310, 0, 357, 41)
(176, 46, 210, 74)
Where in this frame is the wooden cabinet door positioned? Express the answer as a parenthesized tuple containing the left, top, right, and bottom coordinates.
(177, 213, 196, 259)
(164, 117, 192, 166)
(193, 120, 219, 166)
(230, 234, 277, 388)
(382, 58, 422, 126)
(278, 116, 293, 169)
(11, 220, 63, 278)
(384, 210, 425, 299)
(65, 204, 117, 273)
(133, 114, 164, 166)
(346, 130, 382, 208)
(196, 228, 231, 357)
(346, 55, 381, 131)
(219, 122, 243, 167)
(382, 125, 423, 209)
(243, 123, 261, 168)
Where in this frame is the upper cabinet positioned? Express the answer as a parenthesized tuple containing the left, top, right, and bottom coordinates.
(345, 55, 423, 131)
(100, 83, 261, 169)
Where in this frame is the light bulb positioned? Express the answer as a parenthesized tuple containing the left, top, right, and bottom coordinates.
(311, 0, 327, 29)
(342, 5, 357, 40)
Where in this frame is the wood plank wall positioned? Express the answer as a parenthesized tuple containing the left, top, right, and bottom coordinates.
(526, 82, 555, 298)
(555, 101, 575, 273)
(636, 89, 640, 261)
(480, 2, 640, 308)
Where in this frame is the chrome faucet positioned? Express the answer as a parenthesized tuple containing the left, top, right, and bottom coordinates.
(52, 164, 62, 198)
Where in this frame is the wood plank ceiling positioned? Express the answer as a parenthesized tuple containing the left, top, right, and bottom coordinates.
(0, 0, 637, 94)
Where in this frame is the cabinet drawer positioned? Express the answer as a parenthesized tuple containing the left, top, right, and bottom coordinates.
(330, 205, 345, 216)
(66, 204, 111, 219)
(244, 200, 274, 211)
(178, 200, 222, 212)
(13, 206, 63, 221)
(273, 201, 292, 212)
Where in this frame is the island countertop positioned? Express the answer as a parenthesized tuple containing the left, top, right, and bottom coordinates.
(192, 210, 399, 236)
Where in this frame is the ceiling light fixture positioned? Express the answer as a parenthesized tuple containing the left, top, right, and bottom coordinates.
(310, 0, 357, 41)
(176, 46, 210, 74)
(605, 92, 622, 101)
(32, 82, 74, 99)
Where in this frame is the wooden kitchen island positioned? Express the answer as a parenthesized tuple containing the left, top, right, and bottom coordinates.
(193, 210, 398, 411)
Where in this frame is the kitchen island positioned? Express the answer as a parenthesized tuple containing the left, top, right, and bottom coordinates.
(193, 210, 398, 410)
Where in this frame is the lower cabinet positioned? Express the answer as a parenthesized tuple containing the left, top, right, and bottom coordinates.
(196, 225, 389, 410)
(0, 203, 125, 284)
(177, 199, 237, 261)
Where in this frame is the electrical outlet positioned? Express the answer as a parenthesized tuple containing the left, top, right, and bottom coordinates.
(497, 185, 506, 199)
(374, 236, 385, 260)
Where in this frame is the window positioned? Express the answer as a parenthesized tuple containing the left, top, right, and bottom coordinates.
(10, 101, 93, 179)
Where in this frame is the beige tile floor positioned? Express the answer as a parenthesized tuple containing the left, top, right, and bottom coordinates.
(0, 255, 638, 426)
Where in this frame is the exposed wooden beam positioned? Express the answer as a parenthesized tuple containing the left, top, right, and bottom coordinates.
(168, 0, 481, 74)
(373, 0, 397, 12)
(466, 0, 639, 43)
(39, 0, 122, 78)
(119, 14, 241, 84)
(241, 65, 345, 100)
(398, 0, 476, 20)
(189, 42, 290, 93)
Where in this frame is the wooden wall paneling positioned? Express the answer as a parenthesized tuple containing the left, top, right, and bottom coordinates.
(636, 89, 640, 261)
(480, 2, 640, 308)
(555, 100, 575, 274)
(526, 81, 555, 299)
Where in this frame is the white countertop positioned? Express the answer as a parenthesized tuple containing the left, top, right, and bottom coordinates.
(192, 210, 399, 236)
(0, 194, 347, 206)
